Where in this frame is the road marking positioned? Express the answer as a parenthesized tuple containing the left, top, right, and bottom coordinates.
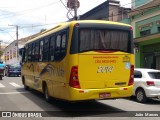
(9, 82, 21, 87)
(0, 83, 5, 88)
(0, 91, 29, 95)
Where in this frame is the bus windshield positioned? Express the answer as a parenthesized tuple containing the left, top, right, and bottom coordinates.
(79, 29, 130, 52)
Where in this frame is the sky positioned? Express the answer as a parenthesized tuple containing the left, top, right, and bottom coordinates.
(0, 0, 131, 45)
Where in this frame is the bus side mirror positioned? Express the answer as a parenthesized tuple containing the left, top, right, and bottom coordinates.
(19, 48, 25, 56)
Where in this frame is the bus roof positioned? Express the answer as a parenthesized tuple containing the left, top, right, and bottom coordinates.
(71, 20, 131, 27)
(25, 20, 131, 44)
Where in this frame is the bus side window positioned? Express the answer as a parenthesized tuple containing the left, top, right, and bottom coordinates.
(49, 35, 55, 61)
(43, 38, 49, 61)
(32, 43, 36, 61)
(22, 48, 25, 63)
(34, 41, 40, 61)
(55, 32, 67, 61)
(39, 40, 44, 62)
(28, 44, 32, 61)
(61, 33, 67, 54)
(55, 34, 61, 60)
(24, 45, 28, 62)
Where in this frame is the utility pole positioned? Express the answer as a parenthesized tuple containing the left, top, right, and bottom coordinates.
(74, 0, 78, 20)
(8, 25, 19, 41)
(67, 0, 80, 20)
(16, 25, 18, 41)
(8, 25, 19, 59)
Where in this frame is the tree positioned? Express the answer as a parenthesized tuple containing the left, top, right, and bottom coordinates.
(0, 50, 4, 61)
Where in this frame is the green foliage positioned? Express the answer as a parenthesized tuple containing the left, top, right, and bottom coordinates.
(0, 50, 4, 57)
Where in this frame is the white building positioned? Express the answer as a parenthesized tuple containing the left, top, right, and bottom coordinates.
(4, 40, 23, 65)
(4, 33, 40, 65)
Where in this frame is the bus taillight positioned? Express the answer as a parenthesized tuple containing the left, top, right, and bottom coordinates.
(128, 65, 134, 86)
(69, 66, 80, 89)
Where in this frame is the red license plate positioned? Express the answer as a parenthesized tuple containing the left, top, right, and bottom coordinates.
(99, 92, 110, 98)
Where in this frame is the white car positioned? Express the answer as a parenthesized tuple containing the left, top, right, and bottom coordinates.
(133, 68, 160, 103)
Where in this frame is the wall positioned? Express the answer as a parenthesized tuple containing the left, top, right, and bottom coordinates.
(135, 14, 160, 38)
(132, 0, 153, 9)
(4, 40, 20, 65)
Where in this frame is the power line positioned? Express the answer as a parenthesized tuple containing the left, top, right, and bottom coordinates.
(1, 0, 157, 44)
(0, 0, 157, 29)
(0, 21, 65, 44)
(0, 0, 60, 19)
(60, 0, 74, 18)
(1, 34, 16, 44)
(18, 21, 65, 29)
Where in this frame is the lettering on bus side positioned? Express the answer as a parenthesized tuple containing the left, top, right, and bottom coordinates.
(95, 60, 116, 63)
(93, 56, 118, 64)
(97, 66, 114, 73)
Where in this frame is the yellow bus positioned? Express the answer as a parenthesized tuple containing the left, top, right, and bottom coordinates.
(20, 20, 134, 102)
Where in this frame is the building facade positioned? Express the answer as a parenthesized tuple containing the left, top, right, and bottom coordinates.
(121, 0, 160, 69)
(4, 40, 20, 65)
(4, 33, 39, 65)
(79, 0, 131, 22)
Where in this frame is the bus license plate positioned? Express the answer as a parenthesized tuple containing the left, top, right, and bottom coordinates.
(99, 92, 110, 98)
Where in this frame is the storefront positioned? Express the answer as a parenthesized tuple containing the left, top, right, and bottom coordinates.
(135, 34, 160, 70)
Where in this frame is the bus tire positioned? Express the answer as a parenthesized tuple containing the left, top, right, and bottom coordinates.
(43, 83, 51, 103)
(23, 77, 29, 90)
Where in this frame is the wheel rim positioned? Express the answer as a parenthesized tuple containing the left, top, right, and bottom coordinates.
(137, 91, 144, 102)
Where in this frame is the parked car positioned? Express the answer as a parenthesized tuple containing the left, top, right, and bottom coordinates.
(133, 68, 160, 103)
(5, 64, 21, 77)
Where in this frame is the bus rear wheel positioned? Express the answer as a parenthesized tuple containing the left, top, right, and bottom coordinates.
(43, 84, 51, 102)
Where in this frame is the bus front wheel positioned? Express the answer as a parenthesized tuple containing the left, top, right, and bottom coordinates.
(43, 84, 51, 102)
(22, 77, 29, 90)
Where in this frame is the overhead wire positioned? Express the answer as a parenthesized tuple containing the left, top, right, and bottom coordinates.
(1, 0, 157, 44)
(0, 0, 60, 19)
(60, 0, 74, 19)
(0, 0, 139, 30)
(0, 0, 73, 30)
(0, 0, 72, 32)
(0, 0, 63, 43)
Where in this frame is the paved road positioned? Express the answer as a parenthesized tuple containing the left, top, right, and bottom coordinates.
(0, 76, 160, 120)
